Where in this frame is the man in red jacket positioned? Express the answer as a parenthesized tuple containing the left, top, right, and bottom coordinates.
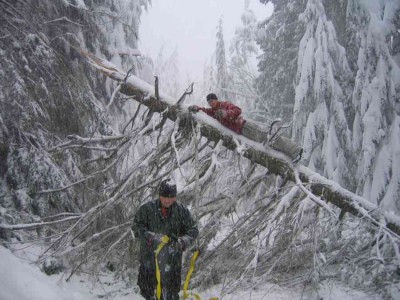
(189, 93, 303, 163)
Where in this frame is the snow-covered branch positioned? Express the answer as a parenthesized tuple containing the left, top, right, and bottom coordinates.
(0, 215, 82, 230)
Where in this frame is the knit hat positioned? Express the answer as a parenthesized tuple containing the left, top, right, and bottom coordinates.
(206, 93, 218, 102)
(159, 178, 177, 198)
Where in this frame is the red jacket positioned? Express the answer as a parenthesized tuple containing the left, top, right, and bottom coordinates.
(198, 101, 246, 134)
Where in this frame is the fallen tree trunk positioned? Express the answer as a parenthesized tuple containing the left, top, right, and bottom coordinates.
(81, 50, 400, 236)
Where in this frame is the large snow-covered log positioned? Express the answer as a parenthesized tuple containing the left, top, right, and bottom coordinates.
(81, 50, 400, 236)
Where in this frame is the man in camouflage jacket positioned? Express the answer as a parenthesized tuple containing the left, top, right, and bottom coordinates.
(133, 178, 199, 300)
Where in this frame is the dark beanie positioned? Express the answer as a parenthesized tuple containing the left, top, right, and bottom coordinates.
(206, 93, 218, 102)
(159, 179, 177, 198)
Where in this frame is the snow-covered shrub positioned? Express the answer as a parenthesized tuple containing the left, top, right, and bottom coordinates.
(42, 257, 65, 275)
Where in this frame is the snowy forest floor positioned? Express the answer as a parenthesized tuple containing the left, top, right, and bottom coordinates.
(0, 245, 386, 300)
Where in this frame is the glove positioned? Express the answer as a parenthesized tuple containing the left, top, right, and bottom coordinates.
(215, 109, 227, 119)
(188, 105, 200, 113)
(147, 232, 165, 248)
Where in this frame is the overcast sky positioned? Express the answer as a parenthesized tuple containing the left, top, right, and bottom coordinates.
(138, 0, 273, 81)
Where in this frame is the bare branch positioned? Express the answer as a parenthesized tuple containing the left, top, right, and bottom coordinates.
(0, 216, 82, 230)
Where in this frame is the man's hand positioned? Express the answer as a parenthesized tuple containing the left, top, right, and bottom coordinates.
(215, 109, 227, 119)
(188, 105, 200, 113)
(147, 232, 165, 248)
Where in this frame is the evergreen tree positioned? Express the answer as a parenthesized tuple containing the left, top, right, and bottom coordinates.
(231, 0, 258, 66)
(198, 58, 217, 100)
(256, 0, 307, 123)
(346, 0, 400, 210)
(154, 45, 181, 98)
(229, 0, 263, 120)
(257, 0, 400, 208)
(292, 0, 354, 190)
(215, 17, 230, 99)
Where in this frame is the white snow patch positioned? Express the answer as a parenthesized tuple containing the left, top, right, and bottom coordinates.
(0, 245, 386, 300)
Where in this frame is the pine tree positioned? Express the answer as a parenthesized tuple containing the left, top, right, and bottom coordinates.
(291, 0, 354, 190)
(256, 0, 307, 123)
(257, 0, 400, 208)
(154, 45, 181, 98)
(231, 0, 259, 66)
(215, 17, 230, 99)
(346, 0, 400, 210)
(199, 58, 217, 100)
(229, 0, 263, 120)
(0, 0, 150, 253)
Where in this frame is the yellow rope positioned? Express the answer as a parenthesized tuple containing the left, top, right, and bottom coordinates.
(155, 238, 219, 300)
(155, 235, 170, 300)
(182, 250, 201, 300)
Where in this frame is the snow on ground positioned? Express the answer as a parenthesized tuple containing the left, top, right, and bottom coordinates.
(200, 281, 383, 300)
(0, 245, 140, 300)
(0, 245, 384, 300)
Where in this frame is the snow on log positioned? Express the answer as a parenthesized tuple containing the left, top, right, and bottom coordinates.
(80, 50, 400, 236)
